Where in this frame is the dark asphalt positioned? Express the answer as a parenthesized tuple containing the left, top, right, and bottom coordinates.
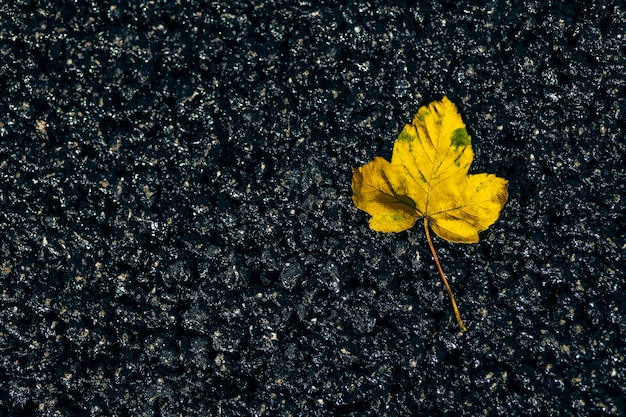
(1, 1, 625, 416)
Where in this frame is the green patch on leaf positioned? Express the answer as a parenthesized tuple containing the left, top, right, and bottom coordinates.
(450, 127, 471, 149)
(397, 130, 414, 142)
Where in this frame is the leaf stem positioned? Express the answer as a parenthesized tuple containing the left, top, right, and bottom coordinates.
(423, 218, 467, 332)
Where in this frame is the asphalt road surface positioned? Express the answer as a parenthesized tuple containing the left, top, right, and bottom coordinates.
(1, 1, 625, 416)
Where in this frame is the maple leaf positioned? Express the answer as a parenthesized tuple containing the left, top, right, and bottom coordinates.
(352, 96, 508, 331)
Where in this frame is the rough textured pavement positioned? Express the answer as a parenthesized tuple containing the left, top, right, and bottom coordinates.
(1, 1, 625, 416)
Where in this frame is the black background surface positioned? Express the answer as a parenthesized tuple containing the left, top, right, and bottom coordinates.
(1, 1, 625, 416)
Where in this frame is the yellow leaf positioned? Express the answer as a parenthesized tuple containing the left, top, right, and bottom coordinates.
(351, 157, 417, 233)
(351, 96, 509, 332)
(352, 96, 508, 243)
